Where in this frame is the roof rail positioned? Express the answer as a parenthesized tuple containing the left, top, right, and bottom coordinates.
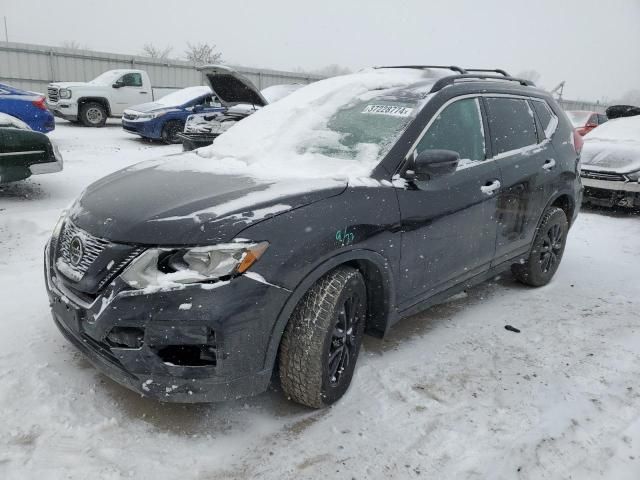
(376, 65, 467, 74)
(429, 74, 535, 93)
(465, 68, 510, 77)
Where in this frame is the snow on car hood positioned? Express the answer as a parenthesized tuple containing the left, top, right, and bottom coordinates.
(127, 86, 212, 113)
(581, 116, 640, 173)
(136, 68, 439, 181)
(70, 165, 347, 245)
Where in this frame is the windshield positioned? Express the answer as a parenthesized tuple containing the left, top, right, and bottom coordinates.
(184, 68, 438, 179)
(89, 71, 127, 85)
(566, 111, 592, 127)
(155, 86, 212, 107)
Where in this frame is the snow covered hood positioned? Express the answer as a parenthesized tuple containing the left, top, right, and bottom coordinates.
(127, 86, 212, 113)
(70, 164, 347, 245)
(581, 116, 640, 173)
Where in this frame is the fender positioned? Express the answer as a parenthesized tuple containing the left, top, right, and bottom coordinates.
(261, 248, 397, 371)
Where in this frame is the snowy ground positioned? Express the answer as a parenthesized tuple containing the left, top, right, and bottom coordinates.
(1, 121, 639, 480)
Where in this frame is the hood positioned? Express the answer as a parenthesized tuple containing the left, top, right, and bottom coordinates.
(199, 65, 268, 108)
(126, 102, 170, 114)
(70, 159, 347, 245)
(49, 82, 89, 89)
(581, 140, 640, 173)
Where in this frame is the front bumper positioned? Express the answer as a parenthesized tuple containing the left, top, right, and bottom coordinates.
(48, 101, 79, 121)
(581, 176, 640, 208)
(45, 239, 290, 402)
(122, 119, 162, 139)
(177, 132, 217, 151)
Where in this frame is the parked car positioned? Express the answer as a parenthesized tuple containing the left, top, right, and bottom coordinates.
(0, 83, 55, 133)
(46, 69, 177, 127)
(121, 86, 223, 144)
(45, 66, 581, 408)
(580, 115, 640, 208)
(0, 120, 63, 183)
(179, 66, 304, 151)
(566, 110, 607, 136)
(605, 104, 640, 119)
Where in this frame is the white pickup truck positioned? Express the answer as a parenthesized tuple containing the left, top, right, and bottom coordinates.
(46, 69, 173, 127)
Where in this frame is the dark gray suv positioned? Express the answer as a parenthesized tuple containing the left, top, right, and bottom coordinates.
(45, 66, 582, 408)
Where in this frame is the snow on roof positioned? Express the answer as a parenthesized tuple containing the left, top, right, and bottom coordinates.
(143, 68, 441, 180)
(155, 86, 212, 107)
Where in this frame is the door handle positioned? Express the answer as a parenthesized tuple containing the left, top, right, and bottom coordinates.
(480, 179, 501, 195)
(140, 91, 148, 94)
(542, 159, 556, 171)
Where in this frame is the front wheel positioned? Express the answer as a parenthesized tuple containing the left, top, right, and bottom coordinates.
(279, 266, 367, 408)
(79, 102, 107, 127)
(512, 207, 568, 286)
(161, 120, 184, 144)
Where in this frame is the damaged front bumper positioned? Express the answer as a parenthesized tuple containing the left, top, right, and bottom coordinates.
(581, 175, 640, 208)
(44, 240, 290, 402)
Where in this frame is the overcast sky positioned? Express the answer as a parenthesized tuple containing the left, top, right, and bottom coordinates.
(2, 0, 639, 100)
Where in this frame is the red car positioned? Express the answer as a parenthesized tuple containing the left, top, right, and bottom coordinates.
(566, 110, 607, 136)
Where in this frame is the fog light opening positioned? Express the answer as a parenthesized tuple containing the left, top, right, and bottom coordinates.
(106, 327, 145, 349)
(156, 345, 217, 367)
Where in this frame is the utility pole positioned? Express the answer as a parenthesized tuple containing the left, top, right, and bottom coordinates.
(3, 17, 8, 42)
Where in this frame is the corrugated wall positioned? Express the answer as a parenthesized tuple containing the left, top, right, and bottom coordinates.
(0, 41, 324, 94)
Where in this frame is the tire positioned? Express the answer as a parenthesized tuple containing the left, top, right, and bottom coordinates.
(512, 207, 568, 287)
(79, 102, 107, 127)
(161, 120, 184, 144)
(279, 266, 367, 408)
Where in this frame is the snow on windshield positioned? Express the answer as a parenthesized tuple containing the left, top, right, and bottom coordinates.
(584, 115, 640, 142)
(155, 86, 212, 107)
(581, 116, 640, 172)
(142, 68, 441, 180)
(88, 71, 129, 85)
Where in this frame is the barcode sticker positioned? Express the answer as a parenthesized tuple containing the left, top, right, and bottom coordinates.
(362, 104, 414, 117)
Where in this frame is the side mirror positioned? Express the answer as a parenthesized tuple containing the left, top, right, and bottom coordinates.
(112, 81, 124, 89)
(412, 149, 460, 180)
(585, 122, 597, 128)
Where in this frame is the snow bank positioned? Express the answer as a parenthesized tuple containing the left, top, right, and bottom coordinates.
(137, 68, 439, 181)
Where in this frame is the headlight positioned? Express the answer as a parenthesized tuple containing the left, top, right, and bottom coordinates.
(121, 241, 269, 290)
(51, 211, 67, 241)
(138, 111, 167, 120)
(59, 88, 72, 99)
(625, 170, 640, 182)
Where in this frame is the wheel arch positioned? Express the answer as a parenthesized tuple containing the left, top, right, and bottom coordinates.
(262, 249, 397, 371)
(77, 97, 111, 116)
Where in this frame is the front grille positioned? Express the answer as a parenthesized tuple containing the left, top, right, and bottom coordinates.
(57, 221, 110, 281)
(48, 87, 59, 103)
(581, 170, 625, 182)
(97, 248, 143, 290)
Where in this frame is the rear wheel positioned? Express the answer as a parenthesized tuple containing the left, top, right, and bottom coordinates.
(512, 207, 568, 286)
(79, 102, 107, 127)
(161, 120, 184, 144)
(279, 266, 367, 408)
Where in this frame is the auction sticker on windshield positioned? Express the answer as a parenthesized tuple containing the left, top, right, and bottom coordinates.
(362, 104, 414, 117)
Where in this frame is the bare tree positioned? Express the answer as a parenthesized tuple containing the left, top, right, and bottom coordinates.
(140, 43, 173, 60)
(61, 40, 84, 50)
(184, 42, 222, 66)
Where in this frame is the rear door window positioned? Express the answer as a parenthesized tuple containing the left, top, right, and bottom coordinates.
(485, 97, 538, 155)
(415, 97, 486, 167)
(597, 114, 608, 124)
(530, 99, 558, 140)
